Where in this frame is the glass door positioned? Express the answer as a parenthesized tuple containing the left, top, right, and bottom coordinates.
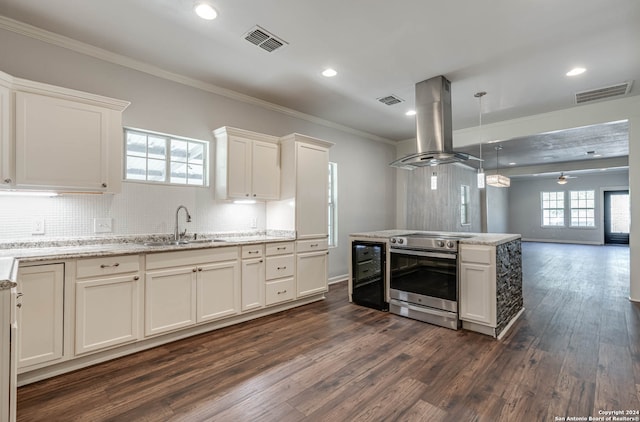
(604, 190, 629, 245)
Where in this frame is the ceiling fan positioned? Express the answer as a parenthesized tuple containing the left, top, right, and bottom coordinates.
(557, 172, 577, 185)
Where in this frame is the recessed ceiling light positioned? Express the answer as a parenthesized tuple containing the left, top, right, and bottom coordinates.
(405, 110, 416, 116)
(194, 3, 217, 20)
(566, 67, 586, 76)
(322, 68, 337, 77)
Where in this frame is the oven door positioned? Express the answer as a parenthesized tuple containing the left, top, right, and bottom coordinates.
(389, 248, 458, 312)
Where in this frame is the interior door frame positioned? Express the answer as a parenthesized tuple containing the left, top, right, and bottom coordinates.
(600, 186, 630, 245)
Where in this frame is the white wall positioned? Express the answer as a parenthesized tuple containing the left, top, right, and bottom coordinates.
(486, 186, 509, 233)
(0, 27, 396, 280)
(508, 171, 629, 244)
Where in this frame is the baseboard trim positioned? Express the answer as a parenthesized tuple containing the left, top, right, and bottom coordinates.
(329, 274, 348, 285)
(522, 238, 602, 246)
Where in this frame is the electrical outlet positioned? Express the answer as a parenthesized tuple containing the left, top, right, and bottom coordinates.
(94, 218, 113, 233)
(250, 217, 257, 229)
(32, 218, 45, 235)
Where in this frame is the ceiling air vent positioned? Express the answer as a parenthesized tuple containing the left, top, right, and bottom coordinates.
(377, 95, 404, 106)
(243, 26, 288, 53)
(575, 81, 633, 104)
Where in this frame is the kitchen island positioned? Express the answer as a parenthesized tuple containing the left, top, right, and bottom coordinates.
(349, 230, 523, 339)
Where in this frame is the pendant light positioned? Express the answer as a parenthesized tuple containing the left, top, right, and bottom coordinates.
(486, 145, 511, 188)
(474, 91, 487, 189)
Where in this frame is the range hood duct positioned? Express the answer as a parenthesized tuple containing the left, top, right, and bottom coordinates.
(390, 75, 477, 169)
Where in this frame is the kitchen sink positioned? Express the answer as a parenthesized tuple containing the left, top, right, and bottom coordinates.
(142, 239, 226, 247)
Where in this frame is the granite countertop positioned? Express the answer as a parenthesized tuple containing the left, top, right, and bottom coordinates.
(0, 232, 296, 263)
(349, 229, 521, 246)
(0, 257, 18, 290)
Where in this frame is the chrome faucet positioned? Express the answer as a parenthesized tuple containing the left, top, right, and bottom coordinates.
(174, 205, 192, 241)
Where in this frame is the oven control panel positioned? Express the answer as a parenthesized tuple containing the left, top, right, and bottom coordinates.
(390, 236, 459, 251)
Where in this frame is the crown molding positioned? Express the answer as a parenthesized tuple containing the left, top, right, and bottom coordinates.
(0, 15, 394, 145)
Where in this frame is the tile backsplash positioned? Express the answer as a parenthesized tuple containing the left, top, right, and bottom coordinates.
(0, 182, 266, 241)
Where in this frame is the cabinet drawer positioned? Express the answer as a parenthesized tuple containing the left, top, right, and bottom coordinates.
(266, 242, 295, 256)
(266, 255, 294, 280)
(460, 246, 494, 265)
(146, 247, 239, 270)
(77, 255, 139, 278)
(296, 238, 328, 253)
(265, 278, 295, 305)
(241, 245, 264, 259)
(356, 260, 381, 279)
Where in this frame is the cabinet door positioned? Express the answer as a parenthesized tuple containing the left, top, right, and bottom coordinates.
(75, 274, 140, 355)
(17, 264, 64, 369)
(197, 261, 240, 323)
(0, 81, 11, 187)
(145, 267, 196, 336)
(252, 140, 279, 200)
(459, 263, 496, 326)
(296, 143, 329, 238)
(296, 250, 328, 298)
(227, 136, 252, 198)
(241, 258, 265, 312)
(15, 92, 110, 191)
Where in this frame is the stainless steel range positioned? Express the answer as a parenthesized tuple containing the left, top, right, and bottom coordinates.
(389, 233, 470, 329)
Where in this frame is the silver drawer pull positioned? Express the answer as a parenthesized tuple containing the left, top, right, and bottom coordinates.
(277, 247, 287, 250)
(277, 266, 287, 270)
(277, 290, 287, 295)
(248, 251, 260, 254)
(310, 244, 319, 247)
(100, 263, 120, 268)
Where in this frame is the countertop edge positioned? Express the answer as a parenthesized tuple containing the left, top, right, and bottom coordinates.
(0, 257, 18, 290)
(349, 230, 521, 246)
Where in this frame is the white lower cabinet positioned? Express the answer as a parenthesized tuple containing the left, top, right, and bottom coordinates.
(145, 247, 240, 337)
(241, 245, 265, 312)
(197, 260, 240, 323)
(459, 245, 497, 327)
(16, 264, 64, 370)
(145, 267, 197, 336)
(296, 238, 329, 298)
(75, 255, 141, 355)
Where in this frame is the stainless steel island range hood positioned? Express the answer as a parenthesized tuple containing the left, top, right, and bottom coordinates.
(390, 75, 477, 169)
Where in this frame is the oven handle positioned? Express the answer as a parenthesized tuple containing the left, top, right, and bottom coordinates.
(390, 248, 456, 260)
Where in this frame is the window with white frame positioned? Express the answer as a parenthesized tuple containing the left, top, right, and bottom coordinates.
(124, 128, 208, 186)
(460, 185, 470, 225)
(328, 162, 338, 247)
(541, 191, 565, 226)
(570, 190, 595, 227)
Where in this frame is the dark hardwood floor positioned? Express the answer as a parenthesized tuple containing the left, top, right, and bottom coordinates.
(17, 242, 639, 421)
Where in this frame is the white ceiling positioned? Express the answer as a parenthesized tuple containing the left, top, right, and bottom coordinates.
(0, 0, 638, 146)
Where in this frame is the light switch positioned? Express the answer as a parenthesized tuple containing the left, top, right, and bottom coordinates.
(94, 218, 113, 233)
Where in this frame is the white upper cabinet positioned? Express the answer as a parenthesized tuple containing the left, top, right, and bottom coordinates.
(278, 134, 334, 239)
(214, 126, 280, 201)
(14, 82, 129, 192)
(0, 71, 129, 193)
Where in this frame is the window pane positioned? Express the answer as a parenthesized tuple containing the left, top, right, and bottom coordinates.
(171, 140, 188, 162)
(187, 164, 204, 185)
(126, 156, 146, 180)
(148, 136, 167, 160)
(147, 159, 166, 181)
(188, 143, 204, 165)
(126, 133, 147, 157)
(170, 162, 187, 184)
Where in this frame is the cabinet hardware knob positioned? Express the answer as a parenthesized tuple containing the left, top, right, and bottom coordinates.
(259, 260, 263, 263)
(245, 193, 249, 197)
(102, 183, 107, 188)
(192, 268, 197, 272)
(100, 263, 120, 268)
(16, 292, 24, 298)
(198, 267, 203, 271)
(133, 276, 140, 280)
(3, 178, 11, 184)
(16, 303, 22, 308)
(253, 194, 256, 197)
